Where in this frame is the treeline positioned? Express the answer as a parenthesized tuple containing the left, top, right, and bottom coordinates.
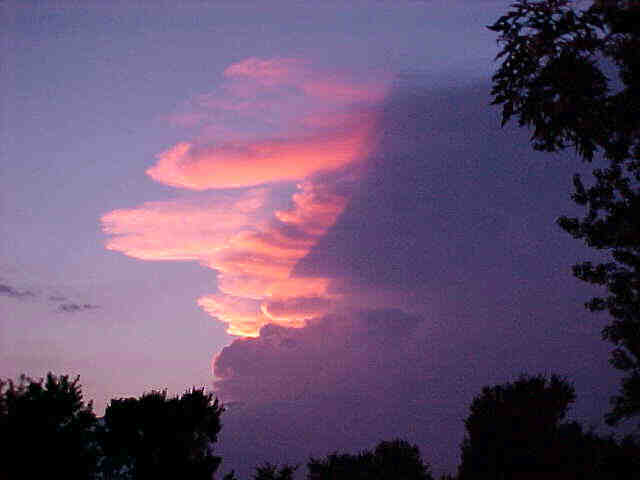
(1, 372, 638, 479)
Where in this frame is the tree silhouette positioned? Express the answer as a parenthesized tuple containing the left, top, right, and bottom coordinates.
(99, 388, 224, 480)
(458, 374, 576, 479)
(253, 463, 297, 480)
(0, 373, 99, 479)
(458, 374, 640, 479)
(489, 0, 640, 426)
(372, 440, 434, 480)
(307, 439, 433, 480)
(307, 451, 374, 480)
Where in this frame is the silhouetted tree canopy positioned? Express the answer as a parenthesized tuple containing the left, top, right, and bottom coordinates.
(4, 369, 639, 479)
(0, 373, 99, 479)
(458, 374, 575, 478)
(458, 374, 640, 479)
(307, 439, 434, 480)
(489, 0, 640, 426)
(252, 462, 297, 480)
(99, 388, 224, 480)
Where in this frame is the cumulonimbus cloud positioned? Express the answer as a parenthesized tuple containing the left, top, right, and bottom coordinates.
(102, 181, 345, 337)
(147, 57, 385, 191)
(101, 58, 389, 337)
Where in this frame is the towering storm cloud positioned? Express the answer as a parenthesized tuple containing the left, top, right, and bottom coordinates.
(210, 80, 618, 476)
(101, 62, 617, 475)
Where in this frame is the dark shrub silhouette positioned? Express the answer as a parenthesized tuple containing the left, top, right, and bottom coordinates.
(252, 462, 297, 480)
(307, 438, 433, 480)
(99, 388, 224, 479)
(459, 374, 576, 479)
(0, 373, 99, 479)
(458, 373, 640, 479)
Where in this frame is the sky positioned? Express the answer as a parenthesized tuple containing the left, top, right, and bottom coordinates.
(0, 0, 627, 477)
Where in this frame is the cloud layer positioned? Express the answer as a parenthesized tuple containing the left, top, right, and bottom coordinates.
(102, 58, 388, 336)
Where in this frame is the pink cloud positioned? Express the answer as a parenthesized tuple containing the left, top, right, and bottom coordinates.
(101, 191, 265, 262)
(146, 119, 374, 190)
(102, 181, 346, 337)
(103, 57, 390, 337)
(197, 181, 347, 335)
(275, 181, 348, 236)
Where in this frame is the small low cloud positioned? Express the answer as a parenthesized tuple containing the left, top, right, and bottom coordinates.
(57, 303, 100, 313)
(0, 283, 36, 299)
(1, 278, 100, 314)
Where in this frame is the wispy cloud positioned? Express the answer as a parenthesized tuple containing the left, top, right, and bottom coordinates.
(0, 283, 36, 299)
(1, 279, 100, 313)
(57, 303, 100, 313)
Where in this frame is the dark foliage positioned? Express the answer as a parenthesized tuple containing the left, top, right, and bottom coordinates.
(99, 388, 224, 480)
(489, 0, 640, 425)
(253, 462, 297, 480)
(307, 439, 434, 480)
(458, 374, 640, 479)
(0, 373, 99, 479)
(458, 374, 575, 479)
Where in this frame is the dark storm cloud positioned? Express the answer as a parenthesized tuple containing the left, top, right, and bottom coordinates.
(214, 80, 619, 477)
(214, 308, 424, 401)
(295, 80, 582, 289)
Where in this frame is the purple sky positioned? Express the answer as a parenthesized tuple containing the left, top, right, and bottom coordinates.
(0, 1, 625, 477)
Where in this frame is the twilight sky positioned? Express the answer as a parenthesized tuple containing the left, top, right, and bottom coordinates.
(0, 0, 625, 477)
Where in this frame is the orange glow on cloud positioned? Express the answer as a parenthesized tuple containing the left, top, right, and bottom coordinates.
(198, 294, 267, 338)
(103, 181, 345, 336)
(275, 181, 348, 236)
(197, 181, 345, 335)
(102, 57, 389, 337)
(101, 191, 265, 261)
(146, 121, 373, 190)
